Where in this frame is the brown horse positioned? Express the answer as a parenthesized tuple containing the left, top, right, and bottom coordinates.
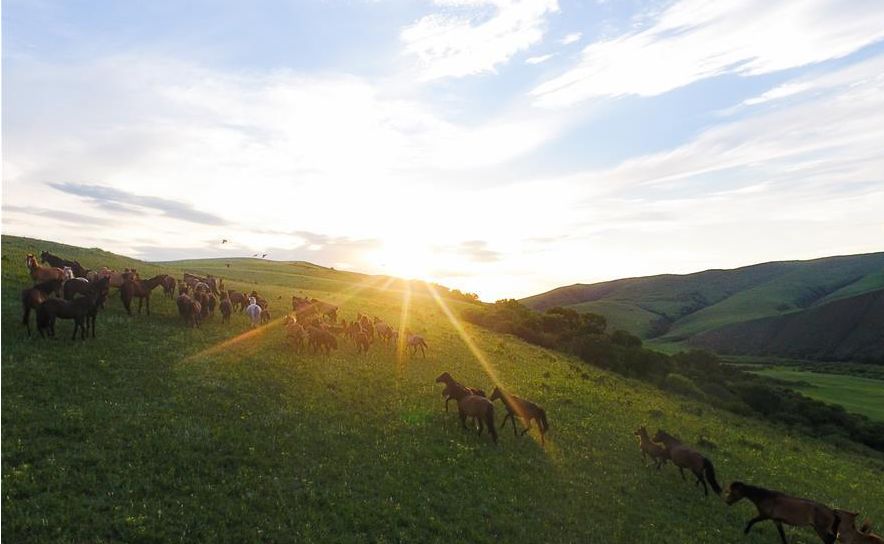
(21, 279, 63, 336)
(354, 331, 372, 353)
(406, 334, 428, 357)
(456, 395, 497, 444)
(634, 426, 669, 469)
(435, 372, 486, 412)
(285, 321, 307, 353)
(229, 291, 248, 312)
(26, 254, 65, 288)
(161, 275, 176, 298)
(490, 387, 549, 445)
(121, 274, 167, 315)
(176, 293, 199, 327)
(373, 317, 394, 343)
(36, 286, 104, 340)
(220, 292, 232, 323)
(307, 326, 337, 355)
(836, 511, 884, 544)
(653, 430, 721, 496)
(725, 482, 838, 544)
(40, 251, 87, 278)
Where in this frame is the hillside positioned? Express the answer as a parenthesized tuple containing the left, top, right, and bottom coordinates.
(522, 252, 884, 359)
(3, 235, 883, 543)
(689, 289, 884, 360)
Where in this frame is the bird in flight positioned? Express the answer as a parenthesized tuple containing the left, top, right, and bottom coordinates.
(252, 253, 258, 257)
(262, 253, 268, 258)
(222, 239, 229, 244)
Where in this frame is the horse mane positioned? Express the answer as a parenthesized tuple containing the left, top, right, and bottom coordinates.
(734, 482, 780, 500)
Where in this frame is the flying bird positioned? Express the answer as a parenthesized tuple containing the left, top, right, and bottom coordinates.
(262, 253, 267, 258)
(222, 239, 229, 244)
(252, 253, 258, 257)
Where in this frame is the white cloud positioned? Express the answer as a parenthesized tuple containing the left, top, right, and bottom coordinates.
(742, 82, 812, 106)
(531, 0, 884, 107)
(401, 0, 559, 80)
(526, 53, 554, 64)
(559, 32, 581, 45)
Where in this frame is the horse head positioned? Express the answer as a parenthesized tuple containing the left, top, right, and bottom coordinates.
(724, 481, 746, 505)
(435, 372, 452, 384)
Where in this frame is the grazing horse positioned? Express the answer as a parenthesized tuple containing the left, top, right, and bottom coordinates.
(653, 430, 721, 496)
(456, 395, 497, 444)
(36, 287, 103, 340)
(634, 426, 669, 469)
(435, 372, 486, 414)
(40, 251, 87, 278)
(490, 387, 550, 445)
(26, 254, 65, 289)
(835, 511, 884, 544)
(725, 482, 838, 544)
(120, 274, 167, 315)
(161, 275, 176, 298)
(21, 279, 63, 336)
(406, 334, 428, 357)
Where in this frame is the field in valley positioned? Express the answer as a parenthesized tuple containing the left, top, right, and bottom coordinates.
(3, 235, 884, 543)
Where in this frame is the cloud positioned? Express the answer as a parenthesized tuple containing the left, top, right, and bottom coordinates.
(401, 0, 559, 80)
(559, 32, 581, 45)
(436, 240, 502, 262)
(49, 182, 229, 225)
(531, 0, 884, 107)
(3, 204, 112, 226)
(526, 53, 555, 65)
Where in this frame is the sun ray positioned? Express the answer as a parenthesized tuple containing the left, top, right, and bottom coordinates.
(182, 316, 284, 363)
(396, 281, 412, 369)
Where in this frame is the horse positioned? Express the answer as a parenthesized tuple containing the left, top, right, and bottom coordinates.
(406, 334, 428, 357)
(653, 430, 721, 496)
(121, 275, 167, 315)
(456, 395, 497, 444)
(63, 278, 91, 300)
(36, 287, 103, 340)
(220, 292, 232, 323)
(835, 511, 883, 544)
(26, 254, 65, 288)
(285, 321, 306, 353)
(490, 387, 550, 445)
(21, 279, 64, 336)
(229, 291, 248, 312)
(373, 317, 394, 343)
(435, 372, 486, 412)
(634, 426, 669, 469)
(40, 251, 87, 278)
(354, 331, 372, 353)
(725, 482, 838, 544)
(307, 326, 337, 355)
(161, 275, 176, 298)
(176, 293, 199, 327)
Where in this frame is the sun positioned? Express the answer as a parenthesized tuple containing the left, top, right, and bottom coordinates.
(370, 240, 437, 281)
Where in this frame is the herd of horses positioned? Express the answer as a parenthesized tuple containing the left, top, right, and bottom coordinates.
(17, 251, 881, 543)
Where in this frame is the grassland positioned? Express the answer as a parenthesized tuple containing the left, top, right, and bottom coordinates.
(749, 367, 884, 422)
(3, 235, 884, 543)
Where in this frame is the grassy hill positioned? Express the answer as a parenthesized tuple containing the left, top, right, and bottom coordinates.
(3, 235, 884, 543)
(521, 252, 884, 359)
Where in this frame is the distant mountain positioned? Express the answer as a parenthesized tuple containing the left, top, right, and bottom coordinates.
(522, 252, 884, 360)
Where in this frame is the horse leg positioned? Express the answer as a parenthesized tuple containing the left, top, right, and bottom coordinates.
(679, 467, 686, 480)
(744, 515, 768, 535)
(812, 523, 836, 544)
(510, 413, 519, 436)
(499, 412, 510, 430)
(459, 409, 468, 430)
(477, 417, 484, 435)
(520, 418, 532, 436)
(694, 470, 708, 495)
(774, 521, 787, 544)
(146, 295, 150, 316)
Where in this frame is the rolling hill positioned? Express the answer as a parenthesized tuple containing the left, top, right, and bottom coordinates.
(522, 252, 884, 359)
(3, 235, 883, 543)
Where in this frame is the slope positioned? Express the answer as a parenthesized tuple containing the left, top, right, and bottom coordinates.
(3, 235, 883, 543)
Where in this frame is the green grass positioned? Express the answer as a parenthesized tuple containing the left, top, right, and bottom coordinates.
(750, 367, 884, 422)
(4, 235, 884, 543)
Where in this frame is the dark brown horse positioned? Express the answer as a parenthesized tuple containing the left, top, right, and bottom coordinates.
(490, 387, 549, 445)
(725, 482, 838, 544)
(176, 293, 199, 327)
(354, 331, 372, 353)
(26, 254, 65, 288)
(161, 275, 176, 298)
(634, 426, 669, 469)
(835, 510, 883, 544)
(307, 326, 337, 354)
(40, 251, 87, 278)
(435, 372, 486, 412)
(36, 286, 104, 340)
(21, 279, 63, 336)
(120, 274, 167, 315)
(220, 292, 232, 323)
(653, 430, 721, 496)
(457, 395, 497, 444)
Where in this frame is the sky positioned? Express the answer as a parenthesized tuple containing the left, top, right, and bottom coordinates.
(3, 0, 884, 301)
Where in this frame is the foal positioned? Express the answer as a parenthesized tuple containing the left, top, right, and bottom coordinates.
(634, 426, 668, 469)
(653, 430, 721, 496)
(725, 482, 838, 544)
(489, 387, 549, 445)
(835, 511, 883, 544)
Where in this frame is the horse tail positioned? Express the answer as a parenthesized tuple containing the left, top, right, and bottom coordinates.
(486, 404, 498, 443)
(538, 408, 550, 433)
(702, 458, 722, 495)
